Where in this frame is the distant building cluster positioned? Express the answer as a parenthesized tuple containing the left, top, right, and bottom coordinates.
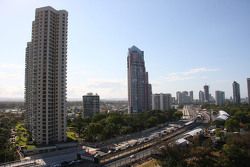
(125, 46, 250, 114)
(176, 91, 193, 105)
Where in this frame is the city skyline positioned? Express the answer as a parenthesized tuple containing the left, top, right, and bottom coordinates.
(1, 0, 250, 100)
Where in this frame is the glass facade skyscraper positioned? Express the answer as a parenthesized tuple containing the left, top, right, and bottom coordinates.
(127, 46, 152, 113)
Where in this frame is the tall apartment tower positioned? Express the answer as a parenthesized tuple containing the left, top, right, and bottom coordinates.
(247, 78, 250, 104)
(215, 91, 225, 106)
(152, 93, 172, 111)
(204, 85, 209, 103)
(82, 93, 100, 118)
(127, 46, 152, 113)
(25, 42, 33, 132)
(25, 6, 68, 145)
(232, 81, 241, 104)
(152, 94, 161, 111)
(199, 91, 205, 104)
(189, 91, 194, 102)
(176, 91, 182, 105)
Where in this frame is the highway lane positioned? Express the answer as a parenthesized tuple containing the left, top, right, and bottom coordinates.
(102, 122, 200, 167)
(182, 105, 199, 119)
(99, 123, 189, 164)
(105, 124, 204, 167)
(103, 109, 212, 167)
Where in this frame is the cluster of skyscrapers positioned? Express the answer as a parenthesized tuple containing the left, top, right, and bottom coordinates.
(198, 80, 248, 106)
(24, 6, 250, 146)
(126, 45, 250, 114)
(176, 91, 193, 105)
(198, 85, 211, 104)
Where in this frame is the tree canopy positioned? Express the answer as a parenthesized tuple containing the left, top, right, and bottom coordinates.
(69, 109, 180, 142)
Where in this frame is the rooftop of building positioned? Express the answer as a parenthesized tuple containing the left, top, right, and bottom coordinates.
(36, 6, 68, 14)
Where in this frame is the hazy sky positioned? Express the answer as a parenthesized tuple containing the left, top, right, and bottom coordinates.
(0, 0, 250, 100)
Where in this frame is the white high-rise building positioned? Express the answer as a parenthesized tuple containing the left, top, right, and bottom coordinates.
(199, 91, 205, 104)
(25, 6, 68, 145)
(215, 91, 225, 106)
(152, 94, 161, 110)
(152, 93, 172, 111)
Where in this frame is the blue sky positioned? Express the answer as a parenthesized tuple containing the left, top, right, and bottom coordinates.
(0, 0, 249, 100)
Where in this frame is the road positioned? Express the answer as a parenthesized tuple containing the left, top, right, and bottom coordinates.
(104, 106, 212, 167)
(182, 105, 198, 119)
(105, 124, 203, 167)
(101, 122, 199, 166)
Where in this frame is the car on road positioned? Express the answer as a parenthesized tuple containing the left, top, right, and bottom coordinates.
(130, 154, 136, 159)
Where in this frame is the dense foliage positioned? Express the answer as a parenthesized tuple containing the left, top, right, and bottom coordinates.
(155, 104, 250, 167)
(0, 113, 21, 163)
(68, 110, 182, 142)
(205, 104, 250, 131)
(156, 133, 250, 167)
